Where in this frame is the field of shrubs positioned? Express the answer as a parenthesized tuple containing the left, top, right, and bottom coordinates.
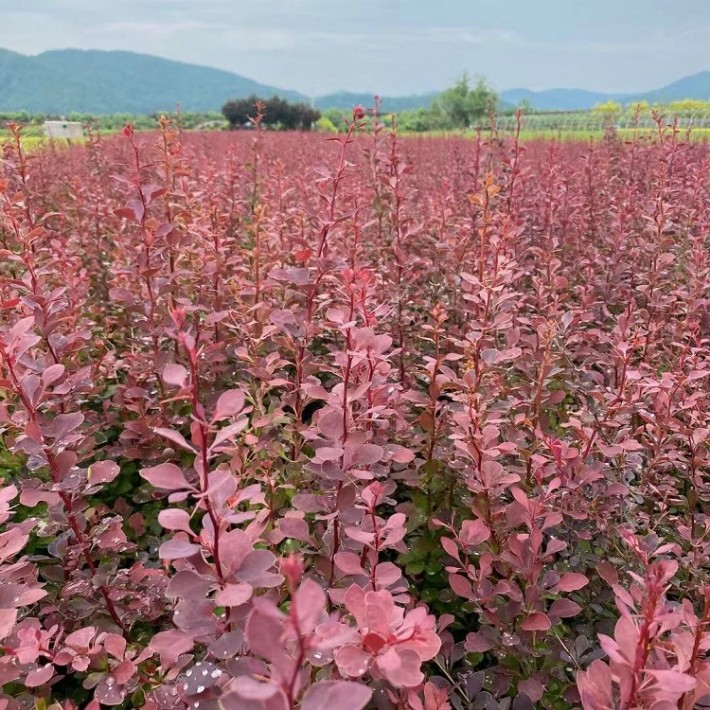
(0, 113, 709, 709)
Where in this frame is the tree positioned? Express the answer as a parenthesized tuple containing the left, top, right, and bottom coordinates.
(667, 99, 707, 117)
(517, 98, 534, 114)
(321, 108, 349, 132)
(592, 101, 622, 117)
(436, 74, 497, 129)
(315, 116, 338, 133)
(222, 96, 321, 131)
(627, 100, 650, 115)
(397, 106, 450, 133)
(222, 97, 255, 129)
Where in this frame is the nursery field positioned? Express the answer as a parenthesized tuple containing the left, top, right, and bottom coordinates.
(0, 115, 709, 710)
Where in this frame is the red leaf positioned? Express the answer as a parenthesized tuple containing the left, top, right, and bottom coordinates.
(645, 669, 696, 693)
(88, 460, 120, 485)
(548, 598, 583, 619)
(554, 572, 589, 593)
(42, 364, 65, 386)
(211, 420, 249, 449)
(520, 612, 551, 632)
(349, 443, 384, 466)
(459, 519, 491, 547)
(159, 535, 201, 560)
(519, 678, 544, 702)
(53, 412, 84, 440)
(150, 629, 194, 666)
(334, 551, 365, 576)
(140, 463, 192, 491)
(597, 560, 619, 586)
(618, 438, 644, 452)
(301, 680, 372, 710)
(103, 634, 126, 660)
(577, 660, 614, 709)
(25, 664, 55, 688)
(158, 508, 194, 534)
(277, 517, 310, 542)
(162, 363, 187, 388)
(215, 582, 253, 607)
(213, 389, 246, 420)
(449, 574, 475, 600)
(440, 536, 461, 561)
(0, 608, 17, 640)
(314, 446, 345, 462)
(152, 428, 196, 453)
(293, 579, 326, 631)
(386, 445, 415, 463)
(465, 632, 494, 652)
(285, 267, 311, 285)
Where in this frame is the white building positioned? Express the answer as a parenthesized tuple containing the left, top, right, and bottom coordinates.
(43, 121, 84, 140)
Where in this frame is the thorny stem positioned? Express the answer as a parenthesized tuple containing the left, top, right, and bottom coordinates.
(328, 287, 356, 587)
(125, 130, 167, 400)
(183, 342, 227, 585)
(291, 117, 361, 458)
(285, 574, 308, 708)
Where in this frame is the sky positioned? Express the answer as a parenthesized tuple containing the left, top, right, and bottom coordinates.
(0, 0, 709, 97)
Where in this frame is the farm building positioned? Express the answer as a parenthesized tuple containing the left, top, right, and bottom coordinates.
(43, 121, 84, 140)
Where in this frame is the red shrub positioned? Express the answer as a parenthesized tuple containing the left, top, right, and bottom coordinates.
(0, 116, 709, 708)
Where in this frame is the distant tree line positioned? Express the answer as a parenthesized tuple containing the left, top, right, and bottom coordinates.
(6, 84, 707, 140)
(0, 110, 227, 134)
(394, 74, 498, 132)
(221, 96, 321, 131)
(591, 98, 710, 120)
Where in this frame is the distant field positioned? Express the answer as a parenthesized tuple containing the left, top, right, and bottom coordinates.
(0, 134, 49, 151)
(2, 122, 709, 152)
(508, 126, 710, 142)
(387, 126, 710, 143)
(0, 130, 88, 152)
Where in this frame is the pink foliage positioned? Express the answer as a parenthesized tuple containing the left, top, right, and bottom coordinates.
(335, 585, 441, 687)
(0, 111, 709, 708)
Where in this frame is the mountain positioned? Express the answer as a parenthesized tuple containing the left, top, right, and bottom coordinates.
(500, 72, 710, 111)
(625, 71, 710, 105)
(0, 48, 306, 114)
(0, 48, 437, 115)
(332, 72, 710, 113)
(0, 47, 708, 115)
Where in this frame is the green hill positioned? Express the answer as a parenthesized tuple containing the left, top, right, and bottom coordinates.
(500, 73, 710, 111)
(626, 71, 710, 104)
(0, 48, 306, 114)
(1, 47, 709, 115)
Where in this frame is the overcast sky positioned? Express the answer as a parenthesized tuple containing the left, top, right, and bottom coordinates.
(1, 0, 708, 96)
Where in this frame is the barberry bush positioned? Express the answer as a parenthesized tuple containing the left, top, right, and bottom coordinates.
(0, 111, 709, 709)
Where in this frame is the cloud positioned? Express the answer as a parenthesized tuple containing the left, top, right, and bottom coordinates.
(411, 27, 519, 45)
(206, 25, 518, 51)
(89, 20, 225, 40)
(0, 0, 707, 95)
